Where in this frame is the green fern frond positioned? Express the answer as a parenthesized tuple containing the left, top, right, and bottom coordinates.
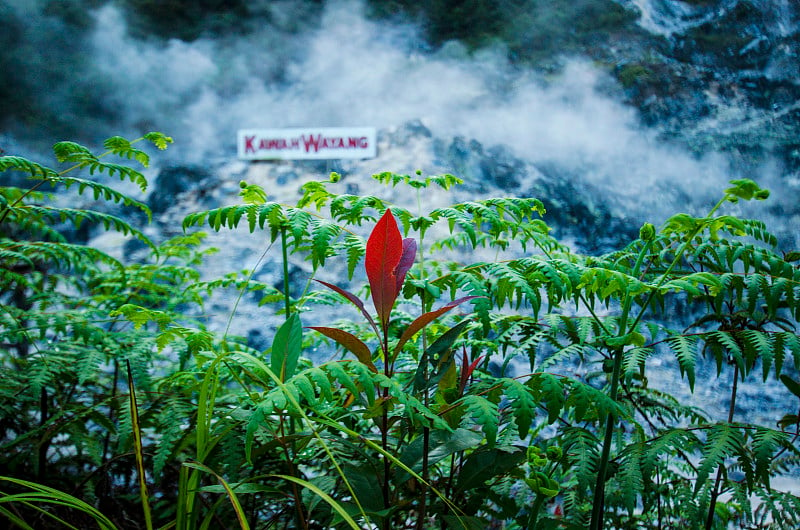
(102, 136, 151, 167)
(501, 378, 537, 439)
(0, 155, 58, 179)
(142, 131, 174, 150)
(695, 423, 745, 494)
(640, 428, 700, 481)
(49, 176, 152, 220)
(484, 261, 542, 311)
(622, 346, 652, 383)
(527, 373, 566, 425)
(19, 205, 154, 247)
(566, 379, 626, 423)
(751, 427, 789, 488)
(617, 437, 645, 515)
(563, 426, 600, 492)
(308, 218, 343, 269)
(372, 171, 463, 191)
(329, 194, 386, 225)
(1, 240, 122, 273)
(110, 303, 174, 330)
(459, 394, 499, 446)
(665, 334, 699, 391)
(152, 396, 191, 479)
(340, 233, 365, 280)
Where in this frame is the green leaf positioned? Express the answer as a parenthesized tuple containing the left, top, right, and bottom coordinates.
(502, 378, 537, 439)
(396, 428, 483, 483)
(528, 373, 565, 424)
(455, 446, 525, 493)
(780, 374, 800, 399)
(271, 314, 302, 382)
(695, 424, 744, 495)
(666, 334, 698, 391)
(458, 395, 499, 446)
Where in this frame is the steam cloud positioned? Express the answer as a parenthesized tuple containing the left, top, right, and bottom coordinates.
(5, 0, 792, 229)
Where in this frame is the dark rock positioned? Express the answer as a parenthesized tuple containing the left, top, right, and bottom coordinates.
(246, 329, 271, 352)
(484, 145, 524, 190)
(390, 120, 433, 146)
(253, 260, 307, 302)
(148, 165, 215, 215)
(528, 163, 638, 252)
(436, 137, 525, 191)
(443, 136, 489, 191)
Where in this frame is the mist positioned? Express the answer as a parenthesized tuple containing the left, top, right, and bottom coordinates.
(3, 0, 792, 230)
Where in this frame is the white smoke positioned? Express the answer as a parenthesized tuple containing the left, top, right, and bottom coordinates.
(84, 0, 749, 220)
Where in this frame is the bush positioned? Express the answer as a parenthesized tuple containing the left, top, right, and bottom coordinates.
(1, 137, 799, 529)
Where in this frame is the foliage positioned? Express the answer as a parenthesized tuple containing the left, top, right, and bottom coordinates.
(1, 135, 799, 529)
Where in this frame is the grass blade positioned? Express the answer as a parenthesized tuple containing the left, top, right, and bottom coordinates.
(182, 462, 250, 530)
(271, 474, 360, 530)
(126, 360, 153, 530)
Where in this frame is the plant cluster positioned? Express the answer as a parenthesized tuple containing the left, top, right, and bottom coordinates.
(1, 135, 799, 529)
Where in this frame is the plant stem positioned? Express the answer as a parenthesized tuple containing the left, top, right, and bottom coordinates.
(526, 493, 546, 530)
(416, 286, 431, 530)
(281, 225, 291, 318)
(37, 387, 48, 481)
(415, 425, 430, 530)
(382, 331, 391, 529)
(590, 197, 729, 529)
(590, 240, 650, 530)
(705, 362, 739, 529)
(101, 359, 120, 465)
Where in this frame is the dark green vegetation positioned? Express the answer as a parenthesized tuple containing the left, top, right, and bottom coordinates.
(2, 135, 800, 528)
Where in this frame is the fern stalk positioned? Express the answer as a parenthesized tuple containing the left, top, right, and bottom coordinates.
(705, 362, 739, 529)
(590, 194, 732, 530)
(278, 224, 306, 528)
(37, 387, 48, 481)
(590, 237, 652, 530)
(281, 225, 291, 317)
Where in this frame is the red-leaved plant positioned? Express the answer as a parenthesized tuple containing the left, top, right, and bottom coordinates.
(309, 209, 473, 375)
(309, 210, 474, 521)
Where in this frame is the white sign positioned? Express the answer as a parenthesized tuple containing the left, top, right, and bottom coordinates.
(238, 127, 377, 160)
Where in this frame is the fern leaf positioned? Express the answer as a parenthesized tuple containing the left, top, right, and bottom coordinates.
(528, 373, 565, 424)
(566, 380, 624, 423)
(309, 219, 342, 269)
(0, 155, 58, 178)
(103, 136, 150, 167)
(342, 233, 366, 280)
(666, 334, 699, 391)
(458, 394, 498, 446)
(618, 443, 644, 515)
(740, 329, 774, 381)
(501, 378, 537, 439)
(143, 131, 174, 150)
(752, 427, 788, 489)
(695, 423, 744, 494)
(563, 426, 599, 491)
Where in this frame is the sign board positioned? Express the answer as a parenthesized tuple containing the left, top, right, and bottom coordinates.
(238, 127, 377, 160)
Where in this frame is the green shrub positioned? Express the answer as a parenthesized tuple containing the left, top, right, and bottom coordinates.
(1, 137, 799, 529)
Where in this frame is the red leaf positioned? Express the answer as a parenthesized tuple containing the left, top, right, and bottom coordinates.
(308, 326, 378, 373)
(395, 238, 417, 293)
(365, 210, 404, 326)
(460, 350, 485, 391)
(392, 296, 479, 357)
